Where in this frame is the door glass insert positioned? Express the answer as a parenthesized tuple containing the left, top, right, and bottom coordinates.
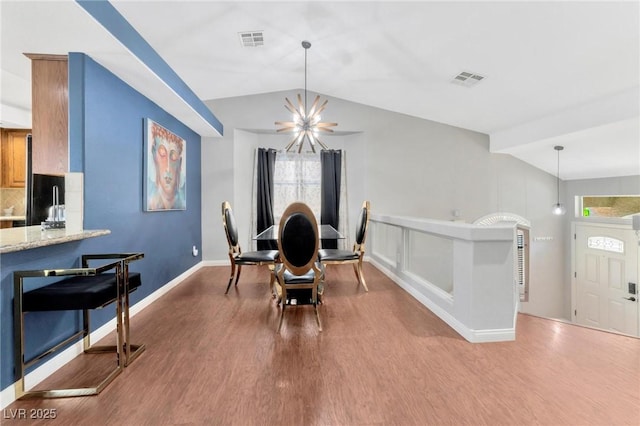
(587, 236, 624, 254)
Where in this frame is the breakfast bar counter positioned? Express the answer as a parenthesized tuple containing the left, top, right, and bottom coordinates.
(0, 215, 26, 222)
(0, 226, 110, 254)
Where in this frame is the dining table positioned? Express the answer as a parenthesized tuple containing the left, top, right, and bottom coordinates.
(254, 224, 344, 242)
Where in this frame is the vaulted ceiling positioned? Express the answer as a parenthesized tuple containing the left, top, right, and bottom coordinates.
(1, 1, 638, 181)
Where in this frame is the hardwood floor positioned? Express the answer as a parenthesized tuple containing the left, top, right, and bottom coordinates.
(4, 263, 640, 425)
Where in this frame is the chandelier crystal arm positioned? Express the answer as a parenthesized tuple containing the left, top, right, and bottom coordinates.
(300, 132, 314, 153)
(314, 137, 329, 150)
(274, 122, 297, 132)
(285, 132, 306, 152)
(284, 97, 300, 116)
(308, 96, 321, 116)
(314, 99, 329, 116)
(316, 122, 338, 128)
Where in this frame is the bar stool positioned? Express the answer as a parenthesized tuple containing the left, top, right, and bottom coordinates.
(13, 252, 144, 399)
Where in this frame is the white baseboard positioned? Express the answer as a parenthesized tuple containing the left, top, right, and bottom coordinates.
(0, 262, 204, 409)
(368, 256, 515, 344)
(201, 259, 228, 267)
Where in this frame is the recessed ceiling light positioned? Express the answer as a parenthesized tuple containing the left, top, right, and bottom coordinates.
(239, 31, 264, 47)
(451, 71, 486, 87)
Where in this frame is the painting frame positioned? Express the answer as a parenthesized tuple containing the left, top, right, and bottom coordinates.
(143, 118, 187, 211)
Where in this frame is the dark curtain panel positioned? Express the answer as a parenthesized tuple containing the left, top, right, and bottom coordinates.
(256, 148, 278, 250)
(320, 149, 342, 249)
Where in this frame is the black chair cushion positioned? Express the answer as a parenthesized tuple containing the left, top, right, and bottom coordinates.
(274, 263, 318, 284)
(318, 249, 359, 262)
(283, 268, 316, 284)
(235, 250, 278, 264)
(281, 212, 316, 268)
(23, 272, 141, 312)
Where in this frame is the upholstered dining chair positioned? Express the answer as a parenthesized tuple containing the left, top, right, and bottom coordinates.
(221, 201, 279, 294)
(275, 202, 323, 332)
(318, 200, 370, 292)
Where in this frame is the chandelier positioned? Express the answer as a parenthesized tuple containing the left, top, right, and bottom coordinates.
(275, 40, 337, 153)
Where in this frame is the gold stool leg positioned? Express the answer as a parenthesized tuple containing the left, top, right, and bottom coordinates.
(122, 279, 145, 366)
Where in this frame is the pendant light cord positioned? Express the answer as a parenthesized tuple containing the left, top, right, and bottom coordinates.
(554, 145, 564, 205)
(304, 44, 308, 113)
(556, 148, 560, 204)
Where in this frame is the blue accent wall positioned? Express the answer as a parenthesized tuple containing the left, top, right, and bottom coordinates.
(0, 53, 202, 390)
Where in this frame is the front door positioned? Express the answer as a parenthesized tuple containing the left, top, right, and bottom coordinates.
(574, 223, 638, 336)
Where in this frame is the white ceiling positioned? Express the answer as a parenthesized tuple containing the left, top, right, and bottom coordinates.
(1, 1, 638, 181)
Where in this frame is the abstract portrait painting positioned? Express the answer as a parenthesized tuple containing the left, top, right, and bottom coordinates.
(144, 118, 186, 211)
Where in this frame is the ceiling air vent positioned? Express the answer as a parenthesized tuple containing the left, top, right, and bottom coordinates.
(239, 31, 264, 47)
(451, 71, 486, 87)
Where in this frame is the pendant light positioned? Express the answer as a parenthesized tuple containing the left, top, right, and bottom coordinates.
(552, 145, 566, 215)
(275, 40, 337, 153)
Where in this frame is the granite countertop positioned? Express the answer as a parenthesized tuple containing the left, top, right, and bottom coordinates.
(0, 215, 26, 221)
(0, 226, 111, 254)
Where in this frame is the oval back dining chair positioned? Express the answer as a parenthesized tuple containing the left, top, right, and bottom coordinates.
(276, 202, 323, 332)
(318, 200, 370, 291)
(221, 201, 279, 294)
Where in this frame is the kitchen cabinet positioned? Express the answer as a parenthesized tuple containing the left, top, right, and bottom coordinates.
(26, 54, 68, 174)
(1, 128, 29, 188)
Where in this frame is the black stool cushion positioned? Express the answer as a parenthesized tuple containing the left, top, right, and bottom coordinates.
(126, 272, 142, 292)
(23, 272, 141, 312)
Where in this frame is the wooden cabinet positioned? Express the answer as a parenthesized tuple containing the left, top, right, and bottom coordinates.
(26, 54, 68, 174)
(1, 128, 29, 188)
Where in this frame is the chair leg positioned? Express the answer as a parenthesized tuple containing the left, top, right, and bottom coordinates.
(234, 265, 243, 286)
(277, 304, 285, 333)
(225, 261, 236, 294)
(357, 260, 369, 292)
(352, 263, 360, 283)
(312, 286, 322, 331)
(314, 303, 323, 331)
(268, 265, 277, 299)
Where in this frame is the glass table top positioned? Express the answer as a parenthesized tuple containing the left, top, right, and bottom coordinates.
(254, 224, 344, 241)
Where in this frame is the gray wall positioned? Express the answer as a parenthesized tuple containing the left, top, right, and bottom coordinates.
(200, 89, 617, 321)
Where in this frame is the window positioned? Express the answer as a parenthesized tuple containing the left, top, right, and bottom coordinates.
(587, 236, 624, 254)
(580, 195, 640, 218)
(272, 153, 321, 223)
